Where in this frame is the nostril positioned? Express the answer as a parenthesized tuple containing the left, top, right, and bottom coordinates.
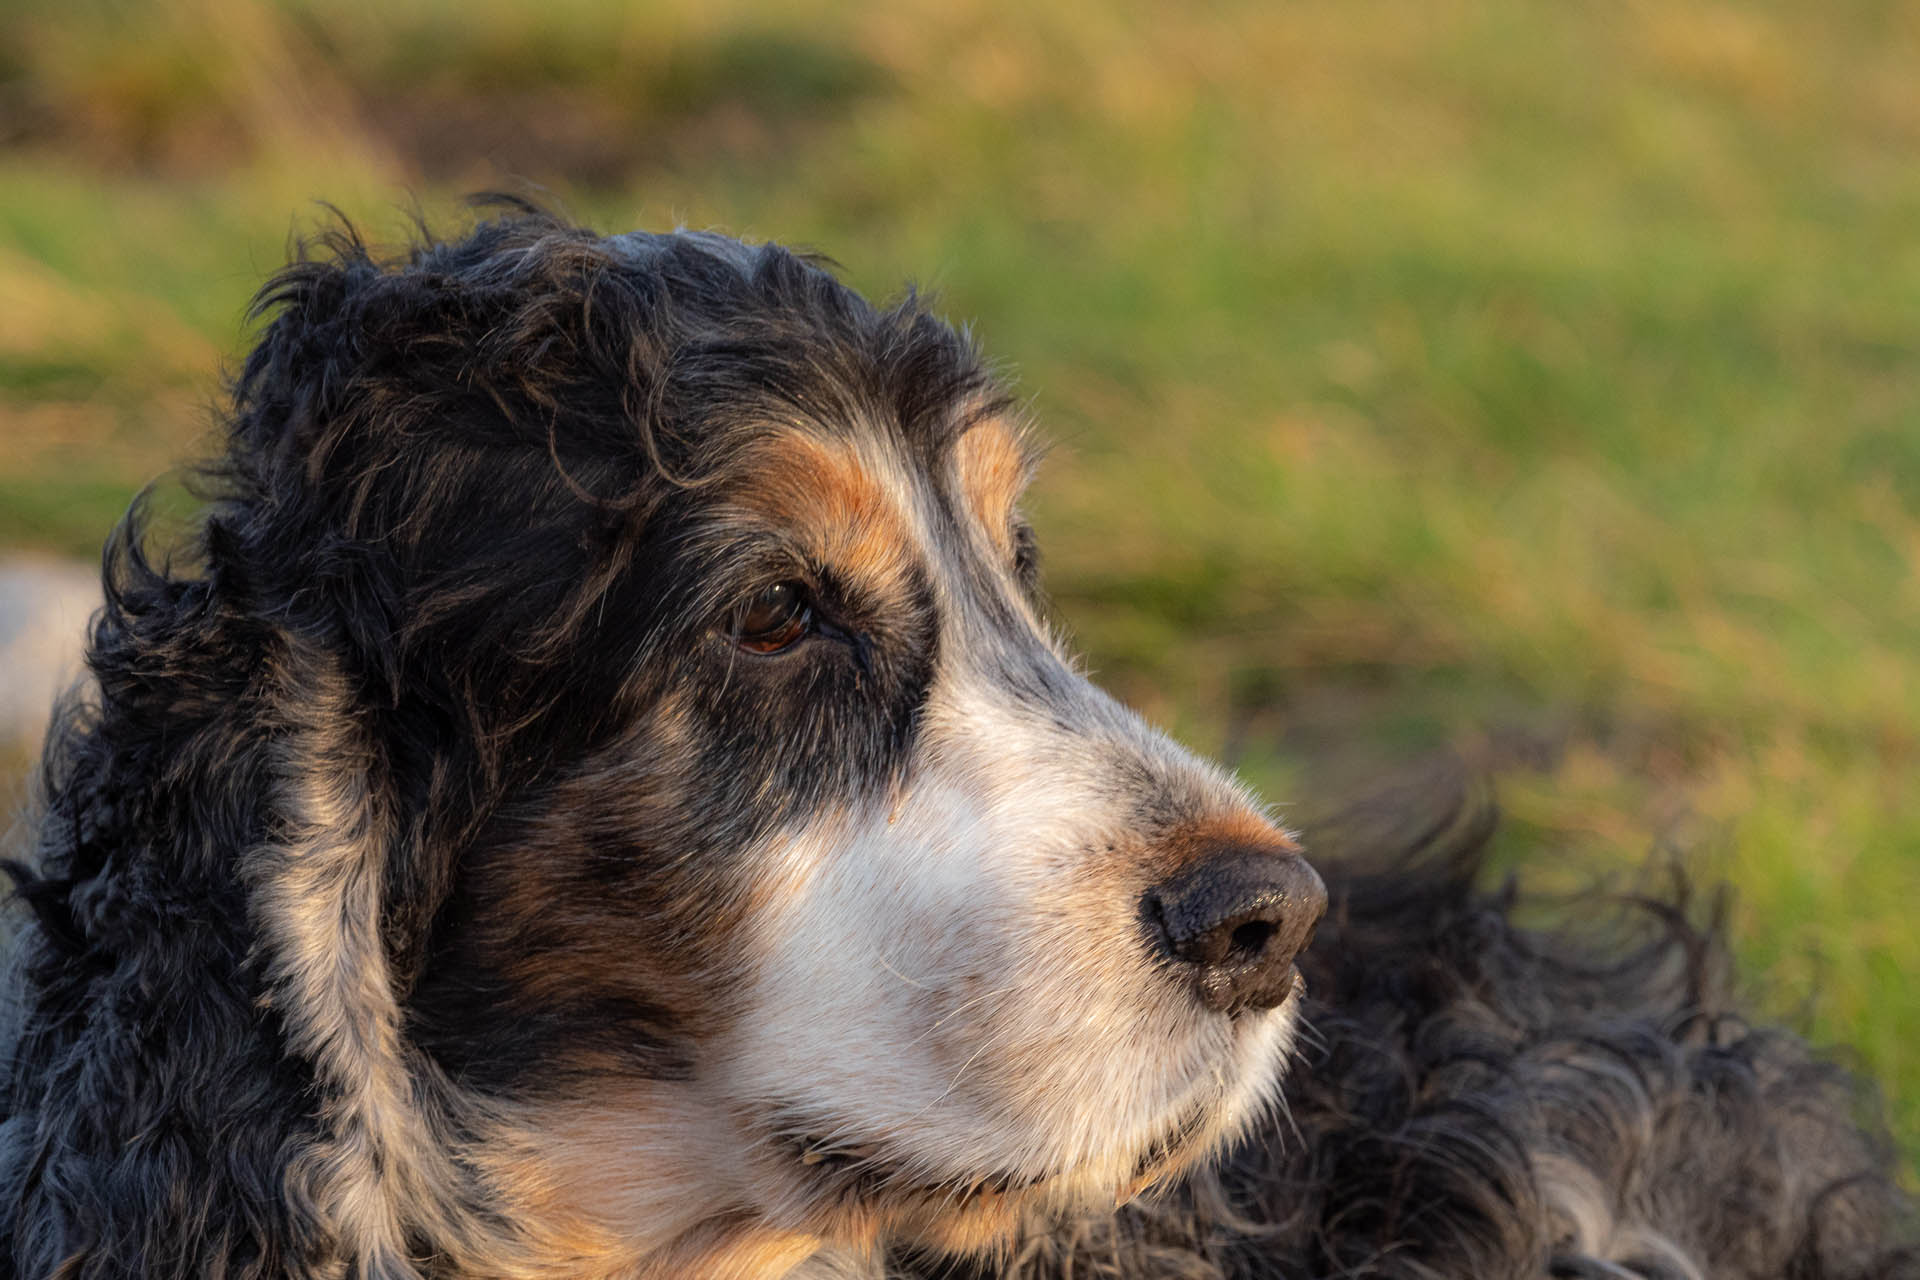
(1143, 844, 1328, 1016)
(1227, 919, 1274, 962)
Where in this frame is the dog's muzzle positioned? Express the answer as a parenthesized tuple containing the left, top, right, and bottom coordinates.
(1144, 844, 1327, 1016)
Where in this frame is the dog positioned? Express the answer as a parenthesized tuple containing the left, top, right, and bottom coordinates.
(1, 206, 1913, 1280)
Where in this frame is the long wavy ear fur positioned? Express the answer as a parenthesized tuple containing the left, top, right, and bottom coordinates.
(0, 499, 336, 1276)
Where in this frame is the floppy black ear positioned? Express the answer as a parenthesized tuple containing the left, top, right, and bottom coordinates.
(209, 212, 713, 1274)
(212, 215, 678, 979)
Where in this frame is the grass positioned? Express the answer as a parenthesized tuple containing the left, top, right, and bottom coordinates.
(0, 0, 1916, 1165)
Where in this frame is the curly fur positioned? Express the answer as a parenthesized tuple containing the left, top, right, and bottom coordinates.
(1, 205, 1914, 1279)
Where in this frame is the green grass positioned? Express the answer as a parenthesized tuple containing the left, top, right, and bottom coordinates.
(1, 0, 1916, 1164)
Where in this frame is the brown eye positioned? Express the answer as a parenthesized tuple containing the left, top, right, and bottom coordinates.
(729, 581, 813, 654)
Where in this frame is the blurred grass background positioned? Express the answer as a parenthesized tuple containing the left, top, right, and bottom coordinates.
(0, 0, 1915, 1162)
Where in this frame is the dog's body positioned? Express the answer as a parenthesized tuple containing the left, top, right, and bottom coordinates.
(1, 210, 1912, 1279)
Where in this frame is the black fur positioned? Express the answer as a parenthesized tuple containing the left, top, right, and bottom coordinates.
(2, 207, 1913, 1279)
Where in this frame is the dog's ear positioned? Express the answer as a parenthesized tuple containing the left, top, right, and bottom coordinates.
(217, 215, 664, 930)
(213, 216, 684, 996)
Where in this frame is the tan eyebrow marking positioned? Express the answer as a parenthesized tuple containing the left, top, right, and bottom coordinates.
(951, 416, 1038, 558)
(728, 432, 920, 597)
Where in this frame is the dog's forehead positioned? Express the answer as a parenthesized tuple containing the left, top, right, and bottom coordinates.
(598, 227, 1034, 489)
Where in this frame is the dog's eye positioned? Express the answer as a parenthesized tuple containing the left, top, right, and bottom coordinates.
(729, 581, 813, 654)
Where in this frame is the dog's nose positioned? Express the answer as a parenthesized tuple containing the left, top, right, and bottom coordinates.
(1143, 845, 1327, 1016)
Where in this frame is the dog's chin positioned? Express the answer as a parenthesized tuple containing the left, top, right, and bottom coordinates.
(784, 987, 1301, 1256)
(1113, 987, 1301, 1196)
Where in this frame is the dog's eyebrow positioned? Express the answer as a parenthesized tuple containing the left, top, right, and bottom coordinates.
(950, 411, 1043, 548)
(721, 431, 922, 595)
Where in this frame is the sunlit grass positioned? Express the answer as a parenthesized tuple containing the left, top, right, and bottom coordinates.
(0, 0, 1915, 1162)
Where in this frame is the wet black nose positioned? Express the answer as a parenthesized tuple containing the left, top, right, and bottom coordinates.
(1143, 846, 1327, 1016)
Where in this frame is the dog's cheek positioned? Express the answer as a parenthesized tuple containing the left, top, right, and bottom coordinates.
(723, 810, 998, 1127)
(714, 778, 1192, 1184)
(407, 695, 776, 1092)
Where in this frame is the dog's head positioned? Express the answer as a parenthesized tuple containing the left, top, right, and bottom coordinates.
(224, 211, 1323, 1275)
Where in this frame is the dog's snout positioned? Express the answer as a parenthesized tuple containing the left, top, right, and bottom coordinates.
(1144, 845, 1327, 1016)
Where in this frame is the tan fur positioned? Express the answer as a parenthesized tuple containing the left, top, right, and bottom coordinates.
(950, 417, 1037, 557)
(640, 1221, 825, 1280)
(249, 649, 449, 1279)
(730, 432, 921, 600)
(1142, 813, 1303, 882)
(476, 1085, 776, 1277)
